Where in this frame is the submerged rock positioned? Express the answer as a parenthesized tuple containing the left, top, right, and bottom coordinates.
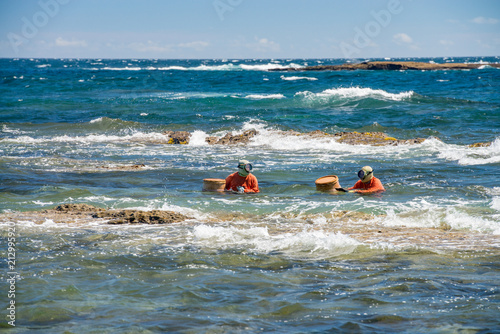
(97, 164, 146, 171)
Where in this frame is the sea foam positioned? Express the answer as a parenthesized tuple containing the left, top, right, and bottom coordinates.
(296, 87, 414, 101)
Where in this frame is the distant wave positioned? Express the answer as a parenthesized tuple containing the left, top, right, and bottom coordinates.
(87, 63, 304, 72)
(281, 75, 318, 81)
(296, 87, 414, 101)
(244, 94, 285, 100)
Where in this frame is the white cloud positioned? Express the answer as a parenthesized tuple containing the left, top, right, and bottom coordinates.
(178, 41, 209, 51)
(55, 37, 87, 47)
(393, 33, 413, 44)
(128, 41, 171, 53)
(471, 16, 499, 24)
(247, 37, 280, 53)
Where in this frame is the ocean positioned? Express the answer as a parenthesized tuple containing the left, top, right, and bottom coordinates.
(1, 57, 499, 333)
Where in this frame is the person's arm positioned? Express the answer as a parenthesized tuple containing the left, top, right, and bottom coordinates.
(245, 175, 259, 193)
(347, 180, 362, 191)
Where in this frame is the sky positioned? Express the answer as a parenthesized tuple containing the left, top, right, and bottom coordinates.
(0, 0, 499, 59)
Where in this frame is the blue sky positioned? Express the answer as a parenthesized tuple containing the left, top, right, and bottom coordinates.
(1, 0, 499, 59)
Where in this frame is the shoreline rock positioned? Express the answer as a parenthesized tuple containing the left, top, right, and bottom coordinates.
(269, 61, 500, 72)
(206, 129, 258, 145)
(278, 130, 427, 146)
(41, 204, 191, 225)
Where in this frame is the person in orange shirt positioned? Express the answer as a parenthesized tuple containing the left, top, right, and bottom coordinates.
(336, 166, 385, 194)
(225, 160, 259, 193)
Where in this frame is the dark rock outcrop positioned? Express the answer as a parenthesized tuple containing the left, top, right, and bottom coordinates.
(269, 61, 500, 72)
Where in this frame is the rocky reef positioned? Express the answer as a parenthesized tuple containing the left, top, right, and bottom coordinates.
(269, 61, 500, 72)
(164, 129, 426, 146)
(277, 130, 426, 146)
(32, 203, 192, 225)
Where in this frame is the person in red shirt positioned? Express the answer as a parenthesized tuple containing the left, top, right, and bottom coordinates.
(225, 160, 259, 193)
(337, 166, 385, 194)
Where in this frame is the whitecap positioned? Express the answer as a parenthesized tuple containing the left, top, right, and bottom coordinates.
(244, 94, 285, 100)
(296, 86, 414, 102)
(437, 138, 500, 165)
(280, 75, 318, 81)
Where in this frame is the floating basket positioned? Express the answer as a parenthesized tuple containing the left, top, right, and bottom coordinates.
(202, 178, 226, 192)
(315, 175, 341, 192)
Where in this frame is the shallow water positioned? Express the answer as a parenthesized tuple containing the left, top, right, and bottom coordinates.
(1, 57, 499, 332)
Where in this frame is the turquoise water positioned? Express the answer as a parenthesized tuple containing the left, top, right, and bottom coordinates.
(1, 57, 500, 332)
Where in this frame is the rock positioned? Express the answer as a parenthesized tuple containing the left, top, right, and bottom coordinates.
(277, 130, 426, 146)
(53, 203, 104, 213)
(468, 142, 492, 148)
(333, 131, 426, 146)
(163, 131, 191, 144)
(92, 209, 189, 224)
(42, 204, 190, 225)
(268, 61, 500, 72)
(206, 129, 258, 145)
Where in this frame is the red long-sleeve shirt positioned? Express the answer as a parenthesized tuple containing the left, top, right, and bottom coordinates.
(225, 172, 259, 193)
(348, 176, 385, 194)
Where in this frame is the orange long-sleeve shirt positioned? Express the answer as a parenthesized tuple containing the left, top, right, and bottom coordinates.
(225, 172, 259, 193)
(348, 176, 385, 194)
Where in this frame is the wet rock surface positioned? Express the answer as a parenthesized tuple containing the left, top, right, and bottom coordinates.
(279, 130, 426, 146)
(37, 204, 191, 224)
(206, 129, 258, 145)
(163, 131, 191, 144)
(332, 131, 426, 146)
(468, 141, 492, 148)
(93, 209, 189, 224)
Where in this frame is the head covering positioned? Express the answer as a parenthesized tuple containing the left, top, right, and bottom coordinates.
(237, 160, 252, 177)
(358, 166, 373, 183)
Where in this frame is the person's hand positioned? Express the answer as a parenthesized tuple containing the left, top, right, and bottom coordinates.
(335, 188, 354, 193)
(237, 186, 245, 193)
